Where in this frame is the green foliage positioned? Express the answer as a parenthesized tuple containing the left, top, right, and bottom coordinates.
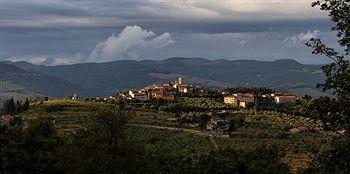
(1, 98, 16, 115)
(1, 98, 29, 115)
(0, 118, 62, 173)
(223, 86, 274, 95)
(162, 97, 232, 113)
(302, 136, 350, 174)
(43, 105, 64, 113)
(254, 95, 276, 111)
(228, 114, 246, 135)
(15, 100, 23, 114)
(0, 110, 154, 174)
(152, 147, 290, 174)
(55, 110, 153, 173)
(313, 97, 344, 130)
(22, 98, 30, 112)
(228, 119, 236, 134)
(306, 0, 350, 130)
(303, 1, 350, 173)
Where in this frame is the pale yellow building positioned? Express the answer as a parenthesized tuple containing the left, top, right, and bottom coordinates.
(224, 96, 238, 107)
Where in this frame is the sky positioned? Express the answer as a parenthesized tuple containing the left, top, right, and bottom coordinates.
(0, 0, 338, 65)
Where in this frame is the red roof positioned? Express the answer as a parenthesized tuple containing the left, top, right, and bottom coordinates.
(1, 115, 13, 124)
(277, 95, 297, 99)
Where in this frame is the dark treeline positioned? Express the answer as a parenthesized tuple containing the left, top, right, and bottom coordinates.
(0, 110, 290, 174)
(222, 86, 275, 95)
(1, 98, 29, 115)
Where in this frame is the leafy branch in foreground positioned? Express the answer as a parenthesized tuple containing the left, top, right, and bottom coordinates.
(302, 1, 350, 173)
(306, 0, 350, 131)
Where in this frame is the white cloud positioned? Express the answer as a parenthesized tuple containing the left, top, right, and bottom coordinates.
(6, 54, 83, 66)
(7, 56, 48, 65)
(284, 30, 320, 45)
(89, 25, 175, 62)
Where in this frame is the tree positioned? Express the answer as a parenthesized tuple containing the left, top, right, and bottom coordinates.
(56, 109, 153, 173)
(228, 119, 236, 135)
(306, 0, 350, 131)
(254, 95, 276, 111)
(43, 96, 49, 102)
(1, 117, 62, 173)
(199, 113, 210, 128)
(0, 125, 11, 173)
(195, 148, 290, 174)
(2, 98, 16, 115)
(302, 1, 350, 173)
(303, 137, 350, 174)
(22, 98, 30, 111)
(16, 100, 22, 114)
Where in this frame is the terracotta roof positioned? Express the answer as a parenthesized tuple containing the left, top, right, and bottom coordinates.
(276, 95, 297, 99)
(1, 115, 13, 124)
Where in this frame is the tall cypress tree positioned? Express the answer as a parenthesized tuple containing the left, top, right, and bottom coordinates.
(23, 98, 30, 111)
(16, 100, 23, 114)
(8, 98, 16, 115)
(2, 99, 9, 115)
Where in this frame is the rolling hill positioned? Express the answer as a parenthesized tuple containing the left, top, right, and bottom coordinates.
(0, 62, 90, 99)
(5, 58, 328, 97)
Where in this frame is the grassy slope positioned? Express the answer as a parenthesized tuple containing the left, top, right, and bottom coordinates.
(20, 100, 330, 172)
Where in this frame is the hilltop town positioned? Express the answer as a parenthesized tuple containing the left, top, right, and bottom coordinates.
(1, 77, 317, 134)
(117, 77, 299, 107)
(75, 77, 316, 135)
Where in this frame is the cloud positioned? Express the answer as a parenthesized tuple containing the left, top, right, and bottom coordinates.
(6, 54, 83, 66)
(0, 0, 327, 28)
(284, 30, 320, 45)
(0, 17, 124, 28)
(151, 31, 334, 64)
(89, 25, 174, 62)
(4, 30, 336, 65)
(142, 0, 325, 21)
(7, 56, 48, 65)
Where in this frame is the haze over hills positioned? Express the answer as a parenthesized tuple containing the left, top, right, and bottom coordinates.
(0, 62, 90, 99)
(0, 57, 328, 99)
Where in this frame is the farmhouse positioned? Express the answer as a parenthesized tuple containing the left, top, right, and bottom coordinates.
(128, 90, 149, 101)
(236, 93, 255, 108)
(224, 96, 238, 107)
(134, 93, 148, 101)
(274, 95, 298, 104)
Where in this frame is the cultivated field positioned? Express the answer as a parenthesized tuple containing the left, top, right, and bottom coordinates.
(20, 99, 331, 172)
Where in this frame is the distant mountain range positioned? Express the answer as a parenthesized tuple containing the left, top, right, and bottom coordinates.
(0, 62, 90, 99)
(0, 58, 329, 99)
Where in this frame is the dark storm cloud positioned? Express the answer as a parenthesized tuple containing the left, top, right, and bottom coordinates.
(0, 0, 327, 29)
(0, 0, 336, 65)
